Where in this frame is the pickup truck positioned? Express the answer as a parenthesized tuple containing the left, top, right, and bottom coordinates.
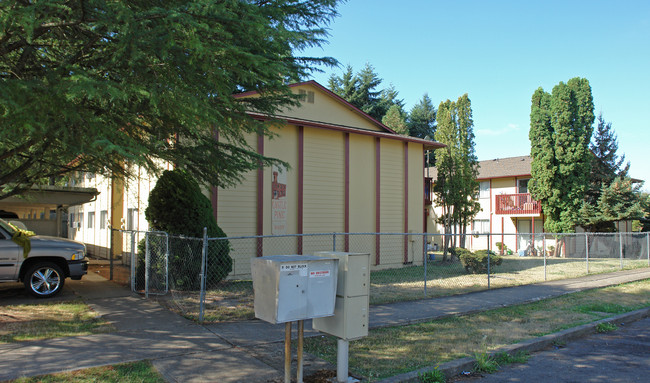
(0, 218, 88, 298)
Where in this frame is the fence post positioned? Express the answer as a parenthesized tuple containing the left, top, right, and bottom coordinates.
(423, 233, 427, 297)
(647, 232, 649, 267)
(145, 232, 150, 299)
(199, 227, 208, 323)
(487, 233, 491, 289)
(164, 233, 170, 293)
(130, 231, 136, 292)
(109, 228, 114, 281)
(543, 234, 547, 281)
(619, 232, 624, 270)
(332, 233, 336, 252)
(645, 233, 650, 266)
(585, 233, 589, 274)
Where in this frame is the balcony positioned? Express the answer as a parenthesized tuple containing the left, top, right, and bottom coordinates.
(425, 177, 433, 205)
(495, 193, 541, 215)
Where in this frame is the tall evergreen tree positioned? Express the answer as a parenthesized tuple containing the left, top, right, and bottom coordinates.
(529, 78, 595, 233)
(587, 113, 630, 204)
(328, 65, 357, 101)
(353, 63, 385, 120)
(408, 94, 437, 139)
(328, 63, 401, 122)
(0, 0, 341, 199)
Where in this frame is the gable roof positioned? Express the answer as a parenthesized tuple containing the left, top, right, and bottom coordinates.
(475, 155, 532, 179)
(237, 80, 445, 150)
(288, 81, 397, 134)
(426, 155, 532, 180)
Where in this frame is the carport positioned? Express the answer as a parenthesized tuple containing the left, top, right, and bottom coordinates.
(0, 185, 99, 237)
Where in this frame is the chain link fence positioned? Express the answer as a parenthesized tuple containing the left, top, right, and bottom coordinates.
(108, 229, 650, 323)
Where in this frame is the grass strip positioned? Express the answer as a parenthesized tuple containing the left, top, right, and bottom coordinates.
(304, 278, 650, 381)
(0, 299, 113, 343)
(9, 360, 164, 383)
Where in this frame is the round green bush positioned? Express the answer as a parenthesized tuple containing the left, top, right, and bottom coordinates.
(143, 169, 232, 289)
(459, 249, 502, 274)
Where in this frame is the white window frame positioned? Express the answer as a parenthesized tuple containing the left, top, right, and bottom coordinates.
(100, 210, 108, 230)
(479, 181, 489, 199)
(518, 178, 530, 194)
(87, 212, 95, 229)
(473, 219, 490, 234)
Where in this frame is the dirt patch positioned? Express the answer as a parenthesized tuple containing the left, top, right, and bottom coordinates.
(87, 261, 131, 286)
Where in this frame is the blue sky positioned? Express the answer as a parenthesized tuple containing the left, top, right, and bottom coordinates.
(303, 0, 650, 190)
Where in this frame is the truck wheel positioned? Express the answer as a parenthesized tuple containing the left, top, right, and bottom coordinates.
(24, 262, 65, 298)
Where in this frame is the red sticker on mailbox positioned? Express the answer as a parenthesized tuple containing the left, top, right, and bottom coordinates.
(309, 270, 330, 278)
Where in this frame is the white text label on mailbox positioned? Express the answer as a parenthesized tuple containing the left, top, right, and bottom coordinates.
(281, 264, 308, 272)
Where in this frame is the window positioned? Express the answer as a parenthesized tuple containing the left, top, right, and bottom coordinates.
(69, 213, 75, 228)
(473, 219, 490, 234)
(518, 179, 530, 194)
(87, 212, 95, 229)
(479, 181, 489, 199)
(127, 208, 138, 231)
(100, 210, 108, 230)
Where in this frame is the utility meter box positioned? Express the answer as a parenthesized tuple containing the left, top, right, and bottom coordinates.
(312, 252, 370, 340)
(251, 255, 338, 324)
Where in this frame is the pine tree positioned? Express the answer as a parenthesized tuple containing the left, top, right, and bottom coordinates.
(587, 113, 630, 204)
(408, 94, 437, 139)
(327, 63, 401, 122)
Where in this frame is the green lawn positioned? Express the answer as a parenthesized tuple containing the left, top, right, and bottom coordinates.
(304, 278, 650, 381)
(162, 256, 649, 322)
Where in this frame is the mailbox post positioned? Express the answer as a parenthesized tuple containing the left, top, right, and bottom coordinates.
(251, 255, 339, 383)
(312, 252, 371, 383)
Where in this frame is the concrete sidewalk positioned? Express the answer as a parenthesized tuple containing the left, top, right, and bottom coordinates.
(0, 268, 649, 382)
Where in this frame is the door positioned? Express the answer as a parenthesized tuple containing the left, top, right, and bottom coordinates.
(517, 220, 532, 252)
(0, 230, 21, 280)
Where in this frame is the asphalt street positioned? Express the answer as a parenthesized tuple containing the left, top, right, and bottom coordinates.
(457, 316, 650, 382)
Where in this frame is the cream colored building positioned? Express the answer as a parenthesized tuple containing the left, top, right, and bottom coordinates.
(70, 81, 444, 276)
(426, 155, 635, 255)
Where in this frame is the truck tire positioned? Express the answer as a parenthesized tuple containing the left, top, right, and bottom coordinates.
(24, 262, 65, 298)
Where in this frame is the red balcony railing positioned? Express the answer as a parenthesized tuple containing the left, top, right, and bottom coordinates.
(495, 193, 541, 215)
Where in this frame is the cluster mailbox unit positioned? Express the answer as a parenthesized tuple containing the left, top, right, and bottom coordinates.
(313, 251, 371, 383)
(251, 252, 369, 383)
(312, 251, 371, 340)
(251, 254, 339, 324)
(251, 254, 339, 383)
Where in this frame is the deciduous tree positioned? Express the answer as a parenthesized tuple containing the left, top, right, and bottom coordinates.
(433, 94, 479, 258)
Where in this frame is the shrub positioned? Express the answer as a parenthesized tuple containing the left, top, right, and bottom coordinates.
(460, 249, 502, 274)
(143, 169, 232, 290)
